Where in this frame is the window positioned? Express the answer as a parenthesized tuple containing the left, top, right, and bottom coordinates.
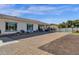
(27, 24, 33, 32)
(38, 25, 44, 29)
(5, 22, 17, 31)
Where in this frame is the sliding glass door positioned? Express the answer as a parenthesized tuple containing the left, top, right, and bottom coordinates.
(27, 24, 33, 32)
(5, 22, 17, 32)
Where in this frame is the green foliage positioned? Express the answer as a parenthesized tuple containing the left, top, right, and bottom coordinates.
(58, 20, 79, 28)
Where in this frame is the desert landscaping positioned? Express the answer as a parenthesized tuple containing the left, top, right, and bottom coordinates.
(0, 32, 69, 55)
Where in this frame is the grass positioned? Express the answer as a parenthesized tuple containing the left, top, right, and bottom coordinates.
(72, 32, 79, 35)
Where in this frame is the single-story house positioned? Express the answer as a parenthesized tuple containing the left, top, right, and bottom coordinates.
(0, 14, 48, 35)
(49, 24, 58, 29)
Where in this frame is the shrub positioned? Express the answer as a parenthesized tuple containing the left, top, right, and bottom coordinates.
(75, 30, 79, 33)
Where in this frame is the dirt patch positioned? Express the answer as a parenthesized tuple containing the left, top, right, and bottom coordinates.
(39, 34, 79, 55)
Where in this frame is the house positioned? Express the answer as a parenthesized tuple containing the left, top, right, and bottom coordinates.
(49, 24, 58, 31)
(49, 24, 58, 29)
(0, 14, 48, 35)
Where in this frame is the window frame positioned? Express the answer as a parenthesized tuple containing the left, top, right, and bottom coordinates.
(27, 24, 33, 31)
(5, 22, 17, 32)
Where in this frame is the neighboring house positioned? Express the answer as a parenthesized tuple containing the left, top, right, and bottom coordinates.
(49, 24, 58, 30)
(0, 14, 48, 35)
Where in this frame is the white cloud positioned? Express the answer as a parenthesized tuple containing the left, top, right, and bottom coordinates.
(0, 4, 20, 16)
(0, 4, 15, 9)
(15, 6, 64, 15)
(0, 5, 72, 16)
(23, 5, 74, 15)
(0, 4, 79, 24)
(27, 6, 56, 11)
(0, 9, 22, 16)
(73, 7, 79, 11)
(0, 5, 79, 17)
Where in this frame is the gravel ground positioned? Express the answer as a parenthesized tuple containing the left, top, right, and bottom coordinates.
(0, 32, 69, 55)
(39, 34, 79, 55)
(0, 32, 54, 42)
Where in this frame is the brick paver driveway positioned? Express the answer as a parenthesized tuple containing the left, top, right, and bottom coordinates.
(0, 32, 69, 55)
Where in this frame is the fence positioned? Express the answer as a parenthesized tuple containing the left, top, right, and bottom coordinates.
(58, 28, 79, 32)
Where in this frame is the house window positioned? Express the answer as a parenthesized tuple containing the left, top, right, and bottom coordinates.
(5, 22, 17, 31)
(27, 24, 33, 32)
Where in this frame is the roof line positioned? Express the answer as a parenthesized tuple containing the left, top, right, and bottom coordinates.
(0, 14, 48, 25)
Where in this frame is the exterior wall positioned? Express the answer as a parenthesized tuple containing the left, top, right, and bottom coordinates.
(0, 22, 17, 35)
(0, 17, 47, 34)
(17, 22, 27, 32)
(0, 18, 44, 35)
(0, 22, 27, 35)
(0, 22, 5, 34)
(0, 19, 18, 35)
(33, 24, 38, 31)
(0, 22, 39, 35)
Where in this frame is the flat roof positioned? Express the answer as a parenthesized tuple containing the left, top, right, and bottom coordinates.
(0, 14, 48, 25)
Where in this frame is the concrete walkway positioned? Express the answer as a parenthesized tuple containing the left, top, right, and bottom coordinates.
(0, 32, 70, 55)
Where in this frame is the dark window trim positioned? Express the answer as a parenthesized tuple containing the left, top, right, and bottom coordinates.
(5, 22, 17, 32)
(27, 24, 33, 31)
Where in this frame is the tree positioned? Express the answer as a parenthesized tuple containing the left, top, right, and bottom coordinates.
(58, 20, 79, 32)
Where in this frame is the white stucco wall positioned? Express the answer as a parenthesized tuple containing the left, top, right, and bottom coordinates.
(0, 22, 5, 34)
(33, 24, 38, 31)
(0, 22, 39, 35)
(17, 22, 27, 32)
(0, 22, 16, 34)
(0, 22, 18, 35)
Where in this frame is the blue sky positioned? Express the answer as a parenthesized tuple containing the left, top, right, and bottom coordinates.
(0, 4, 79, 24)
